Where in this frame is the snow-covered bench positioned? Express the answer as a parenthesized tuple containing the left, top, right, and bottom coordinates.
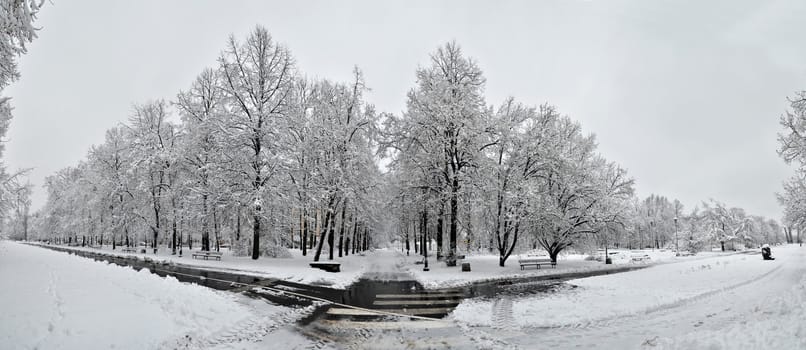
(192, 250, 223, 261)
(631, 253, 650, 262)
(310, 262, 341, 273)
(518, 257, 556, 270)
(120, 247, 138, 253)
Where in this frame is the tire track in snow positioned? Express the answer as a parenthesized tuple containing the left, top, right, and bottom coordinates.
(491, 296, 516, 331)
(524, 263, 783, 333)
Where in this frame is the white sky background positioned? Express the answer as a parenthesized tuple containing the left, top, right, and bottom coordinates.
(5, 0, 806, 220)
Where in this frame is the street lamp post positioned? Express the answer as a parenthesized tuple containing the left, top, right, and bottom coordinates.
(674, 217, 679, 256)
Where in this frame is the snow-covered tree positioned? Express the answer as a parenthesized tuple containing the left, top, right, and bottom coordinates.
(391, 42, 488, 261)
(527, 116, 634, 263)
(176, 68, 228, 252)
(483, 100, 561, 266)
(217, 25, 295, 260)
(1, 0, 44, 90)
(127, 100, 178, 252)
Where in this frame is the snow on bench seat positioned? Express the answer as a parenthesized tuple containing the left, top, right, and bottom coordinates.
(192, 250, 223, 261)
(518, 257, 556, 270)
(310, 262, 341, 272)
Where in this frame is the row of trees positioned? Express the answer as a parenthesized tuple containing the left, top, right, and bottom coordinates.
(28, 26, 382, 261)
(777, 90, 806, 244)
(23, 26, 785, 266)
(381, 43, 783, 266)
(0, 0, 43, 240)
(381, 43, 634, 266)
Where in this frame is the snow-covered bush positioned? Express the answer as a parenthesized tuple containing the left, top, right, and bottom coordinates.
(261, 243, 292, 258)
(683, 236, 706, 254)
(585, 254, 601, 261)
(231, 238, 251, 257)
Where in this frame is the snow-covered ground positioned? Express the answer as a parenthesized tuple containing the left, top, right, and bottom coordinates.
(441, 244, 806, 349)
(8, 241, 804, 349)
(32, 243, 375, 289)
(401, 248, 737, 289)
(452, 249, 781, 327)
(342, 245, 806, 349)
(37, 242, 750, 293)
(0, 241, 326, 350)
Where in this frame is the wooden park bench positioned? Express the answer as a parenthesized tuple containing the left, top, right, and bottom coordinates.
(120, 247, 138, 253)
(630, 253, 650, 263)
(518, 257, 556, 270)
(310, 262, 341, 273)
(192, 250, 223, 261)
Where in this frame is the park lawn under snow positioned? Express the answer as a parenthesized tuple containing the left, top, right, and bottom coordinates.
(36, 243, 372, 289)
(400, 248, 706, 289)
(451, 246, 785, 328)
(656, 272, 806, 350)
(0, 241, 319, 350)
(402, 252, 619, 289)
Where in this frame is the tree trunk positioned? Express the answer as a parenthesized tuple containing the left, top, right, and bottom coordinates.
(171, 209, 177, 255)
(312, 209, 320, 249)
(202, 194, 210, 251)
(213, 207, 221, 252)
(436, 203, 444, 259)
(449, 179, 458, 257)
(548, 249, 559, 264)
(236, 206, 241, 241)
(363, 226, 369, 251)
(328, 204, 336, 260)
(301, 208, 308, 256)
(338, 203, 346, 258)
(313, 207, 332, 262)
(252, 211, 260, 260)
(405, 220, 410, 255)
(352, 217, 358, 255)
(421, 209, 428, 257)
(498, 221, 520, 267)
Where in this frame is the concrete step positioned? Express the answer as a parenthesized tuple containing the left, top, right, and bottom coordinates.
(318, 319, 454, 330)
(326, 307, 455, 317)
(375, 293, 464, 299)
(228, 278, 278, 293)
(373, 299, 461, 306)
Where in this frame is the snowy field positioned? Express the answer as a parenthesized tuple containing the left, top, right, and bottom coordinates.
(31, 243, 374, 289)
(452, 249, 779, 327)
(443, 244, 806, 349)
(0, 241, 325, 350)
(401, 248, 739, 289)
(36, 242, 761, 293)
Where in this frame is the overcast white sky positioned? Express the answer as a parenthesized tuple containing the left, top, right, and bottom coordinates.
(5, 0, 805, 219)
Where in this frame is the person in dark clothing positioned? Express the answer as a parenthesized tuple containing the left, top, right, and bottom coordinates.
(761, 244, 774, 260)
